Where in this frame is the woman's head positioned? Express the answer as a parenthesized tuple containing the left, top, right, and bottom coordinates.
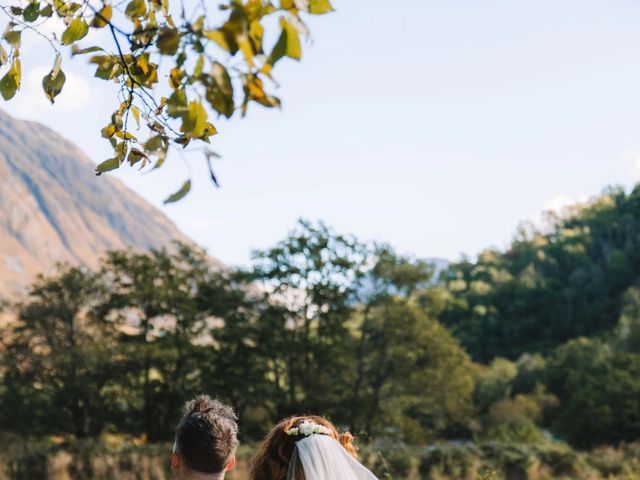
(250, 415, 357, 480)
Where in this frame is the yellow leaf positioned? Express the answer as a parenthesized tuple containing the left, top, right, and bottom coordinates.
(204, 30, 229, 52)
(137, 54, 149, 74)
(237, 34, 254, 68)
(61, 17, 89, 45)
(131, 106, 140, 127)
(181, 101, 208, 138)
(281, 18, 301, 60)
(91, 4, 112, 28)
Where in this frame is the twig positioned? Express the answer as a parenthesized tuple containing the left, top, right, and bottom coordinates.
(0, 5, 59, 54)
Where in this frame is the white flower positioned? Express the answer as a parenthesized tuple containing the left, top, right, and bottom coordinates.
(288, 420, 332, 437)
(299, 422, 315, 436)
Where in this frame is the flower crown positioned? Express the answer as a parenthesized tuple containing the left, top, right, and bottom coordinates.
(286, 420, 332, 437)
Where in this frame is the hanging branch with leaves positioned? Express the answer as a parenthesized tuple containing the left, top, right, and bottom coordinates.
(0, 0, 334, 201)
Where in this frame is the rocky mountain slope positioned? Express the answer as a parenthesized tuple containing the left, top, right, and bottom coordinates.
(0, 109, 191, 299)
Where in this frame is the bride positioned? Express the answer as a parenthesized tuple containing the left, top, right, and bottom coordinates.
(250, 415, 379, 480)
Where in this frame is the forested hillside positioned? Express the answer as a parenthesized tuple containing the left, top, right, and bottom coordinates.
(437, 185, 640, 361)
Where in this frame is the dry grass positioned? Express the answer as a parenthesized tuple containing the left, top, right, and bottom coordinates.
(1, 435, 639, 480)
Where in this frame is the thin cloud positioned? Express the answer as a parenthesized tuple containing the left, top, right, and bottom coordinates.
(13, 64, 93, 117)
(544, 195, 589, 214)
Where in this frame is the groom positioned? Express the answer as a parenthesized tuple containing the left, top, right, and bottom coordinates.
(171, 394, 238, 480)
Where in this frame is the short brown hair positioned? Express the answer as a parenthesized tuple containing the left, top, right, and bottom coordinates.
(249, 415, 357, 480)
(175, 395, 239, 474)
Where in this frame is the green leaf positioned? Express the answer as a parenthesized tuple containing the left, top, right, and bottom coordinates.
(23, 2, 40, 22)
(169, 67, 185, 89)
(0, 75, 18, 100)
(249, 20, 264, 53)
(71, 45, 103, 56)
(67, 2, 82, 14)
(268, 18, 301, 65)
(211, 62, 233, 96)
(42, 54, 66, 103)
(181, 101, 208, 138)
(192, 15, 204, 33)
(144, 135, 166, 152)
(125, 0, 147, 19)
(204, 29, 238, 55)
(42, 69, 65, 103)
(164, 179, 191, 203)
(61, 17, 89, 45)
(3, 31, 21, 49)
(95, 157, 120, 175)
(114, 131, 137, 141)
(268, 29, 287, 66)
(156, 28, 180, 55)
(0, 59, 21, 100)
(91, 4, 112, 28)
(193, 55, 204, 78)
(127, 148, 146, 165)
(308, 0, 333, 14)
(39, 4, 53, 17)
(174, 136, 190, 147)
(91, 55, 120, 79)
(206, 62, 234, 118)
(101, 124, 116, 138)
(132, 56, 158, 88)
(167, 89, 187, 118)
(282, 18, 301, 60)
(52, 0, 68, 16)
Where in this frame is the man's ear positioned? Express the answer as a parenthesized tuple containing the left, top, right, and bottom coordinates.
(171, 452, 180, 471)
(225, 455, 236, 472)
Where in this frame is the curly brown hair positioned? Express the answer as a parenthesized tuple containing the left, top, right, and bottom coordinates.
(249, 415, 357, 480)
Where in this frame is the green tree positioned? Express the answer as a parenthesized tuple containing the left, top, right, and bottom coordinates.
(545, 337, 640, 447)
(250, 219, 368, 418)
(473, 358, 517, 414)
(195, 268, 278, 438)
(100, 243, 212, 440)
(0, 266, 115, 437)
(348, 246, 474, 442)
(349, 297, 475, 442)
(0, 0, 335, 200)
(613, 286, 640, 354)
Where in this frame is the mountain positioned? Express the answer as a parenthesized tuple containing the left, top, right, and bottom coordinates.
(0, 109, 191, 299)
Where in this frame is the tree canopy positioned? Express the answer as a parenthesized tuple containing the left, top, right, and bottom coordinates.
(0, 222, 476, 443)
(437, 185, 640, 361)
(2, 205, 640, 449)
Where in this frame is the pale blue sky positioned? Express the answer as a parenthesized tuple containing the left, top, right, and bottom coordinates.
(4, 0, 640, 266)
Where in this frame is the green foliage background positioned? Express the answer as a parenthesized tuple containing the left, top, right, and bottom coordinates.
(2, 185, 640, 478)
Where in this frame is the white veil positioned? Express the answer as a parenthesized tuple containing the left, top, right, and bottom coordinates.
(286, 434, 379, 480)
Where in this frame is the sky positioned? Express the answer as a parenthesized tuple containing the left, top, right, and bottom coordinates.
(3, 0, 640, 267)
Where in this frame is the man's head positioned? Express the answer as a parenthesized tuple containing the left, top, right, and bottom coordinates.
(171, 395, 239, 479)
